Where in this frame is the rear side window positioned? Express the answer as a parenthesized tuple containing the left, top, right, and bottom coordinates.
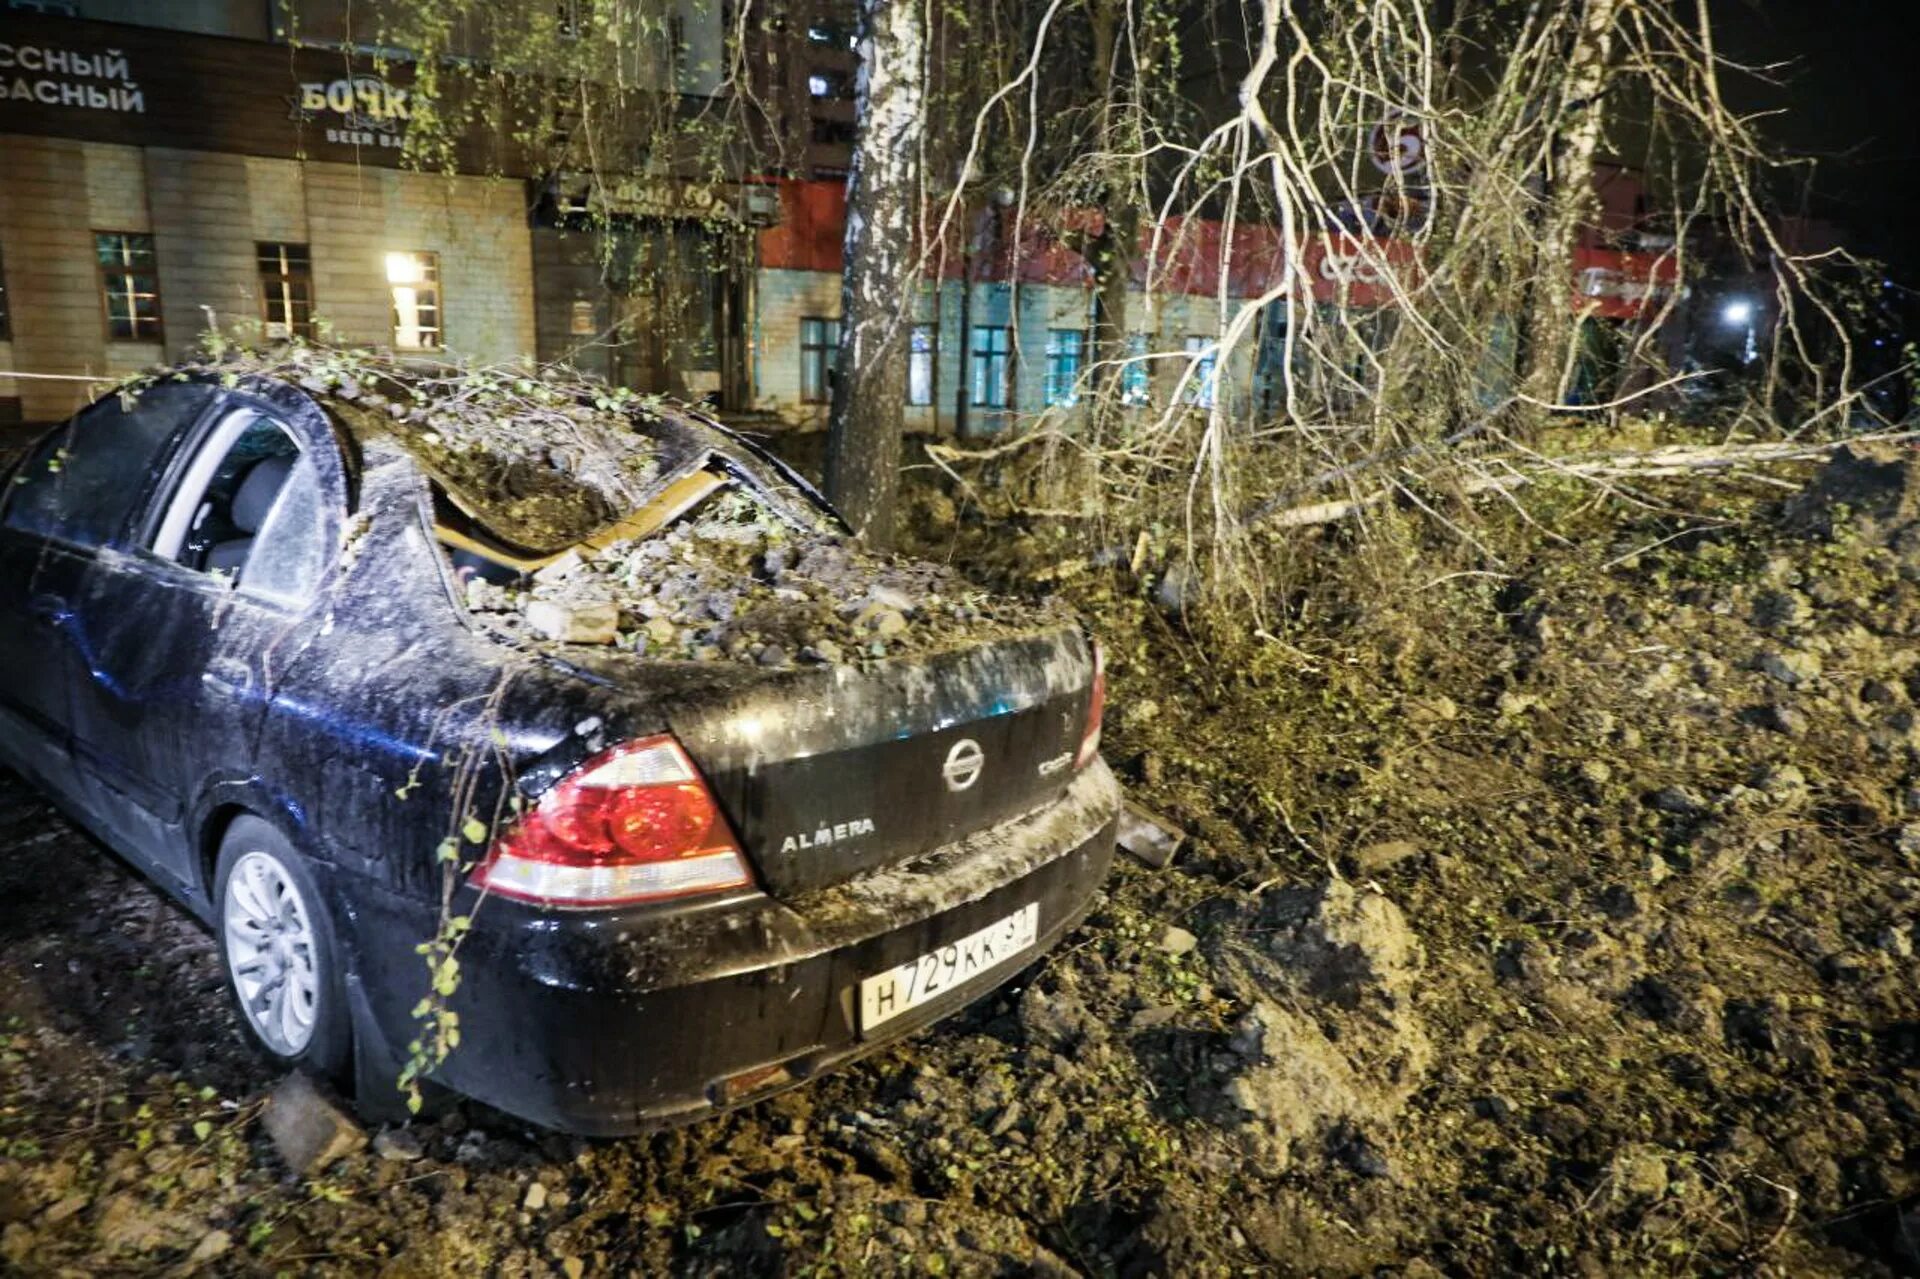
(2, 383, 214, 548)
(151, 409, 335, 604)
(241, 451, 330, 602)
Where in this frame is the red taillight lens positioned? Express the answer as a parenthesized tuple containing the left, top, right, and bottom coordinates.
(473, 736, 753, 908)
(1075, 638, 1105, 770)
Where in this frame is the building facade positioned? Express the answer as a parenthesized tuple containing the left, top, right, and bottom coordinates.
(2, 7, 1690, 437)
(0, 6, 748, 426)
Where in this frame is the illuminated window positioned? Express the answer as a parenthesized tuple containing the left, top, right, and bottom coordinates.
(1120, 334, 1150, 406)
(1183, 334, 1218, 407)
(386, 250, 441, 350)
(1044, 329, 1084, 407)
(257, 242, 314, 341)
(95, 232, 162, 342)
(970, 326, 1011, 408)
(800, 316, 840, 403)
(907, 324, 935, 406)
(808, 70, 850, 98)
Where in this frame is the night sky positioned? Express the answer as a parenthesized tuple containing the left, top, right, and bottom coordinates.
(1712, 0, 1920, 273)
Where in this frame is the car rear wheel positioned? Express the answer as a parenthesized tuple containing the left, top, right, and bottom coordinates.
(215, 817, 350, 1080)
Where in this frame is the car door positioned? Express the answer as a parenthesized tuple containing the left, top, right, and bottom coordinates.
(66, 393, 344, 890)
(0, 384, 220, 802)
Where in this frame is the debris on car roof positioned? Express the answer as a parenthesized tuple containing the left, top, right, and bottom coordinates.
(142, 343, 669, 551)
(466, 488, 1075, 667)
(128, 343, 1079, 670)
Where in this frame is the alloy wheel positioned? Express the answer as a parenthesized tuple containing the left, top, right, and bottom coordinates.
(222, 849, 321, 1056)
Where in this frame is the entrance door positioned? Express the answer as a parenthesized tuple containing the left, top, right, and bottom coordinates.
(607, 221, 745, 410)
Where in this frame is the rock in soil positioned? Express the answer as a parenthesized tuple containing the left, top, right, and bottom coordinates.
(372, 1126, 424, 1162)
(1117, 801, 1186, 867)
(262, 1073, 366, 1176)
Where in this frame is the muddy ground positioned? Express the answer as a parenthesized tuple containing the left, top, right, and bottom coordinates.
(5, 436, 1920, 1276)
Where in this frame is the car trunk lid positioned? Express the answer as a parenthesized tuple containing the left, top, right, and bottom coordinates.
(661, 627, 1094, 898)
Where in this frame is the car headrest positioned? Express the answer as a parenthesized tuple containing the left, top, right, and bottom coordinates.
(231, 454, 295, 534)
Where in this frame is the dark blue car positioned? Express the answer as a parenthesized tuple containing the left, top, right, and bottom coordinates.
(0, 363, 1116, 1133)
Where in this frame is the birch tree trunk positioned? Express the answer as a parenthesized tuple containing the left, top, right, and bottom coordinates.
(825, 0, 924, 548)
(1518, 0, 1623, 410)
(1086, 0, 1134, 389)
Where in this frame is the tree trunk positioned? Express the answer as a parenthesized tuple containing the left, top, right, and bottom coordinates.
(825, 0, 925, 549)
(1085, 0, 1133, 389)
(1518, 0, 1623, 410)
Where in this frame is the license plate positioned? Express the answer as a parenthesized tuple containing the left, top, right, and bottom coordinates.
(859, 903, 1040, 1033)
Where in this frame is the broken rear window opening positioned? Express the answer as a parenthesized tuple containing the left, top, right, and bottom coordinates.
(454, 472, 1077, 669)
(354, 394, 829, 564)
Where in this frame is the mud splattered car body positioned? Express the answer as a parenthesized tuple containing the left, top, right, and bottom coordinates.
(0, 360, 1117, 1134)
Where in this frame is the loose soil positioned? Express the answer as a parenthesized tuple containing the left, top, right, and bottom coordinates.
(5, 436, 1920, 1276)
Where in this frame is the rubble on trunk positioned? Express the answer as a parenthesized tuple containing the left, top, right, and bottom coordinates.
(467, 490, 1076, 667)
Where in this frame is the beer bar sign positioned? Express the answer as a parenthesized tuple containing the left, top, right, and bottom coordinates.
(289, 74, 410, 149)
(0, 13, 508, 176)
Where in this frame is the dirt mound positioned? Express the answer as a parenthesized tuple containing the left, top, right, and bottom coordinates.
(1200, 879, 1431, 1171)
(145, 344, 669, 550)
(1784, 441, 1920, 548)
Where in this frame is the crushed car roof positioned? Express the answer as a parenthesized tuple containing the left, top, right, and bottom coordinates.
(136, 345, 835, 553)
(127, 346, 1078, 671)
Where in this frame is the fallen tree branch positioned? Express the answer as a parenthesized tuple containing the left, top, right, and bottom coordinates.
(1255, 432, 1920, 530)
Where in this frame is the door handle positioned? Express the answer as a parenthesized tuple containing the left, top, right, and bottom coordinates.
(203, 656, 253, 696)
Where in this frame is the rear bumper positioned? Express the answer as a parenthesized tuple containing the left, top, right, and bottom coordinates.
(345, 761, 1119, 1135)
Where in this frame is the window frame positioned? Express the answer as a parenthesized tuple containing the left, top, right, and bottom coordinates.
(0, 239, 11, 342)
(94, 231, 163, 344)
(969, 325, 1012, 408)
(799, 315, 841, 404)
(1119, 333, 1151, 407)
(807, 69, 851, 99)
(1044, 328, 1085, 408)
(907, 323, 936, 407)
(1183, 334, 1220, 408)
(387, 249, 443, 351)
(257, 241, 316, 342)
(135, 394, 344, 608)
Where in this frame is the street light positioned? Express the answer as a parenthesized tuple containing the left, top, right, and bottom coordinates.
(1719, 297, 1758, 364)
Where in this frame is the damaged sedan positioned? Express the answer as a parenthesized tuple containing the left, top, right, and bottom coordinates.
(0, 352, 1118, 1134)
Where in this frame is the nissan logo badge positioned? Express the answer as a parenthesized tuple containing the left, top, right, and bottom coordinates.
(942, 738, 985, 792)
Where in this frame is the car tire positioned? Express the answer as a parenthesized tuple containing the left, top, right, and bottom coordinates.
(214, 816, 351, 1082)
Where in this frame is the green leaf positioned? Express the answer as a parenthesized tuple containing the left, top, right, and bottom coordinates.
(193, 1120, 213, 1142)
(435, 838, 458, 863)
(462, 817, 488, 844)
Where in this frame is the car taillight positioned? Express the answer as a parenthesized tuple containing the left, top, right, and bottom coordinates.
(1075, 638, 1105, 770)
(473, 735, 753, 908)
